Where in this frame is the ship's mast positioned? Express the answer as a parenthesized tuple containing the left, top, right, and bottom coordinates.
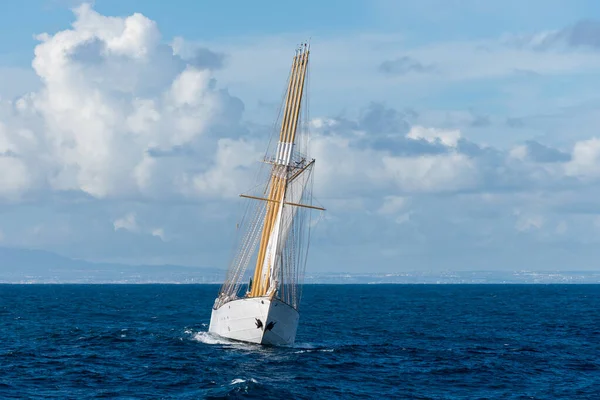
(249, 44, 310, 297)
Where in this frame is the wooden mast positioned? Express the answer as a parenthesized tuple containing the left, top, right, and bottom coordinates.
(249, 44, 310, 297)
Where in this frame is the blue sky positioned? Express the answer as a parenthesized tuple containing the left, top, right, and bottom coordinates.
(2, 1, 600, 273)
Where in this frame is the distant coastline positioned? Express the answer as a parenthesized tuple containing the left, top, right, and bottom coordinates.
(1, 271, 599, 285)
(1, 247, 598, 284)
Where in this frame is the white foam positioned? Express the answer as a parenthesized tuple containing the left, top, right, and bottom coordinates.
(293, 348, 334, 354)
(192, 331, 231, 345)
(230, 378, 258, 385)
(186, 329, 263, 351)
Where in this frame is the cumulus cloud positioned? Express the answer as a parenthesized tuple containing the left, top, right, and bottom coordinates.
(0, 3, 250, 201)
(3, 3, 597, 218)
(311, 116, 478, 196)
(308, 100, 600, 203)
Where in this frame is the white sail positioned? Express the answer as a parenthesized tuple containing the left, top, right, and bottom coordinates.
(263, 163, 312, 297)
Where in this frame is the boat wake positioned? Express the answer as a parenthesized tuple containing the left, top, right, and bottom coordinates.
(189, 331, 230, 345)
(186, 328, 336, 356)
(186, 329, 262, 351)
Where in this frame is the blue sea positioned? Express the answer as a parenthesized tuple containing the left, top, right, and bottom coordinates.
(0, 284, 598, 399)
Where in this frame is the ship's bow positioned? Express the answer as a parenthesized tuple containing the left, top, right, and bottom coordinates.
(209, 297, 299, 345)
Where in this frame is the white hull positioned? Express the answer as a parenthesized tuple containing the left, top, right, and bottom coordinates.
(208, 297, 299, 345)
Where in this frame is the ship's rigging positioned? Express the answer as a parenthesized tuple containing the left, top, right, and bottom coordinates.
(214, 43, 323, 311)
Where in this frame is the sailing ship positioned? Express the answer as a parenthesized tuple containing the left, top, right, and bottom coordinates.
(208, 43, 323, 346)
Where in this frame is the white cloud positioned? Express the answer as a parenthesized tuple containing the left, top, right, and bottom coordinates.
(382, 153, 478, 192)
(187, 138, 261, 198)
(0, 4, 247, 201)
(311, 122, 479, 196)
(151, 228, 166, 241)
(509, 144, 528, 160)
(113, 212, 138, 232)
(2, 6, 598, 205)
(564, 138, 600, 179)
(406, 125, 461, 147)
(309, 109, 600, 203)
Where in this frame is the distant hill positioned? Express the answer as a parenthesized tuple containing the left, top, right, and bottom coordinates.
(0, 247, 225, 283)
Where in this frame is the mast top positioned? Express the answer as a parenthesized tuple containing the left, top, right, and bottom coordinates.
(296, 41, 310, 55)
